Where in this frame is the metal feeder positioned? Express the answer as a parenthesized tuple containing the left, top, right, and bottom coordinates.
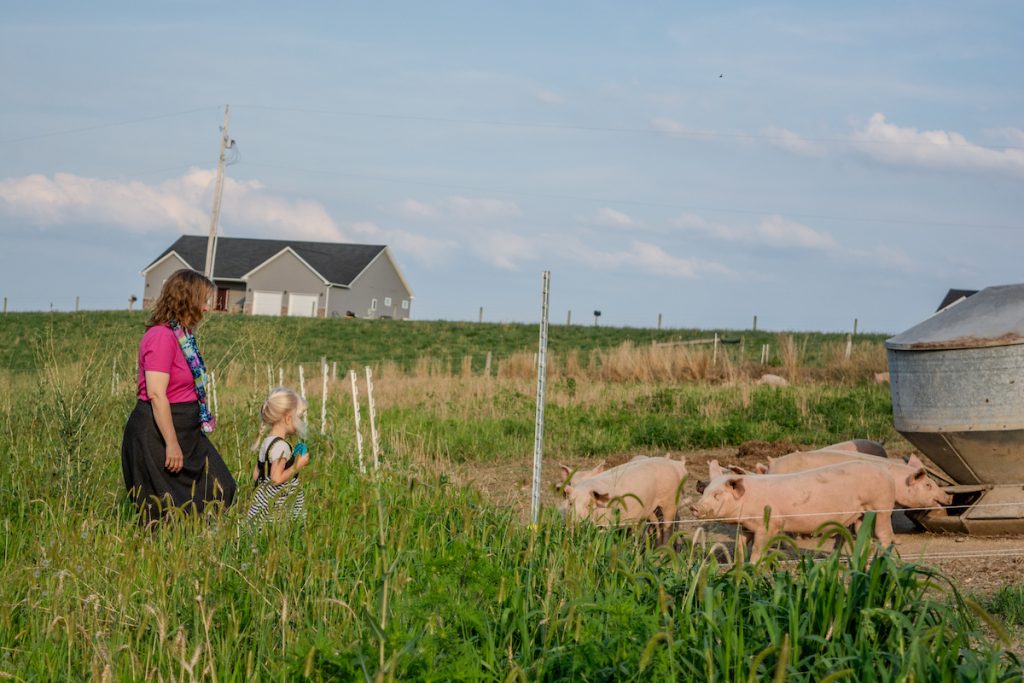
(886, 283, 1024, 534)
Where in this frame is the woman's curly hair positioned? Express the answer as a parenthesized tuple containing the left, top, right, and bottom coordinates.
(146, 269, 215, 330)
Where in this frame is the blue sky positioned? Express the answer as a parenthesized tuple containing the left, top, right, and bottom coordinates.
(2, 2, 1022, 332)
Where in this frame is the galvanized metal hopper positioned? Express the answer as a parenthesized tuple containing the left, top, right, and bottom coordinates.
(886, 283, 1024, 534)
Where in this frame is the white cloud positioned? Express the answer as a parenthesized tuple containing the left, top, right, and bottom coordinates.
(570, 240, 733, 279)
(763, 114, 1024, 177)
(580, 207, 638, 229)
(673, 213, 746, 241)
(756, 214, 839, 250)
(762, 126, 827, 157)
(350, 221, 458, 266)
(651, 117, 711, 138)
(0, 167, 345, 241)
(394, 199, 439, 220)
(674, 211, 916, 271)
(473, 231, 535, 270)
(534, 88, 564, 105)
(985, 127, 1024, 147)
(444, 196, 521, 220)
(394, 195, 521, 222)
(850, 113, 1024, 176)
(674, 212, 838, 251)
(848, 245, 916, 272)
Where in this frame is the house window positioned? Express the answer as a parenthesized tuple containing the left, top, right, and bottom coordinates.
(384, 296, 392, 307)
(370, 298, 378, 311)
(401, 300, 409, 310)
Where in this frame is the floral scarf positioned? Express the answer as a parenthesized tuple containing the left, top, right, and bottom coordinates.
(169, 320, 216, 433)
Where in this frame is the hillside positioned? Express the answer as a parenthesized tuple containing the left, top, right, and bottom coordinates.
(0, 311, 889, 372)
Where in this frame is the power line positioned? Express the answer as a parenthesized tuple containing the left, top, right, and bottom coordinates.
(234, 103, 1024, 152)
(240, 160, 1024, 233)
(0, 105, 222, 145)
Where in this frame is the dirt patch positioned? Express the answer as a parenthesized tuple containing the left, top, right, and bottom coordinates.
(445, 447, 1024, 596)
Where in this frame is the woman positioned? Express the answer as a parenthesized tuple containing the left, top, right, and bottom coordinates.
(121, 269, 236, 523)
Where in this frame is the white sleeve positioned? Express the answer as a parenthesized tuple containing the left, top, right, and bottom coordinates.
(267, 441, 292, 464)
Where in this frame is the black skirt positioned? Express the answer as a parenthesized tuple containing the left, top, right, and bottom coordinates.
(121, 400, 237, 522)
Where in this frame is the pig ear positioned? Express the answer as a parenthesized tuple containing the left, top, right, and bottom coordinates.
(708, 460, 723, 478)
(591, 490, 611, 506)
(906, 468, 928, 485)
(725, 477, 745, 499)
(755, 463, 768, 474)
(558, 464, 572, 478)
(726, 465, 747, 475)
(906, 455, 924, 469)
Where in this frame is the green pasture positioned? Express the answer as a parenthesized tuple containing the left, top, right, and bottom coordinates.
(0, 310, 887, 373)
(0, 313, 1018, 680)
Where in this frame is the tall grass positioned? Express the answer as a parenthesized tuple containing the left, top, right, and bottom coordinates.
(0, 366, 1019, 679)
(3, 317, 1017, 679)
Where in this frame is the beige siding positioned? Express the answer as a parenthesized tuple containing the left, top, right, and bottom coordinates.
(327, 250, 412, 320)
(142, 253, 191, 309)
(219, 284, 246, 313)
(244, 250, 329, 317)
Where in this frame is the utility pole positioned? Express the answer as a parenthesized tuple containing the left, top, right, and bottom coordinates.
(204, 105, 232, 280)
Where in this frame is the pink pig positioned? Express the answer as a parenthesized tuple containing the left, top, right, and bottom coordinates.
(559, 456, 687, 544)
(755, 451, 951, 509)
(825, 439, 888, 458)
(691, 460, 897, 562)
(556, 461, 606, 489)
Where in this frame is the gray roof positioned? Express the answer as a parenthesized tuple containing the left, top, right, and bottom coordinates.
(887, 283, 1024, 351)
(936, 288, 978, 312)
(147, 235, 386, 286)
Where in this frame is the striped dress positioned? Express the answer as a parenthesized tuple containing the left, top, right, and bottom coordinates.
(247, 436, 305, 525)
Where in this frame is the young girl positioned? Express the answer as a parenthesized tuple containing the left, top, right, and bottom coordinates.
(247, 387, 310, 525)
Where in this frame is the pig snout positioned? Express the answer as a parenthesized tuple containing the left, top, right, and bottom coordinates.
(690, 497, 711, 517)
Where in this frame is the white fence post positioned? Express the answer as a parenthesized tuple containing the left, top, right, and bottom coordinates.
(298, 365, 306, 400)
(350, 369, 365, 473)
(365, 366, 381, 471)
(530, 270, 551, 526)
(320, 362, 329, 435)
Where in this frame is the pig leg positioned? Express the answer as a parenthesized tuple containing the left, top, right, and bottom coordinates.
(658, 502, 678, 545)
(853, 511, 896, 548)
(873, 510, 895, 547)
(734, 529, 755, 563)
(747, 529, 767, 562)
(748, 517, 786, 562)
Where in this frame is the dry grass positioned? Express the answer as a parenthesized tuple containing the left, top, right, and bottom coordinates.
(210, 338, 890, 404)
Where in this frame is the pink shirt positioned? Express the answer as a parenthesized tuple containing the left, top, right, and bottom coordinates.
(137, 325, 198, 404)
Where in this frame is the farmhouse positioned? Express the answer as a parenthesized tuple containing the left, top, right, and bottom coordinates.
(142, 235, 414, 319)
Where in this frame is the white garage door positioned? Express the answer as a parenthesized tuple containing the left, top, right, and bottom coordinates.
(251, 290, 283, 316)
(288, 293, 319, 317)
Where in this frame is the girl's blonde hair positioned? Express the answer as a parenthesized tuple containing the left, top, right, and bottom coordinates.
(252, 387, 307, 450)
